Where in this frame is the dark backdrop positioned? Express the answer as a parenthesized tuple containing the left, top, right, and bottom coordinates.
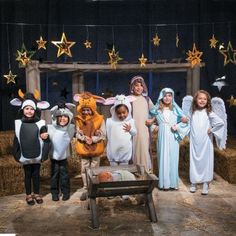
(0, 0, 236, 135)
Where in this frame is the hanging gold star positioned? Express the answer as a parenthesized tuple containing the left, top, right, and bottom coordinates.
(15, 44, 35, 68)
(219, 41, 236, 66)
(186, 43, 203, 67)
(227, 95, 236, 107)
(176, 34, 180, 48)
(84, 39, 92, 49)
(108, 45, 122, 69)
(51, 32, 76, 57)
(209, 34, 218, 49)
(151, 33, 161, 47)
(36, 36, 47, 50)
(138, 53, 147, 67)
(3, 70, 17, 84)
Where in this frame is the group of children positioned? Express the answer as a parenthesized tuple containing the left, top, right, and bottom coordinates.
(10, 76, 226, 205)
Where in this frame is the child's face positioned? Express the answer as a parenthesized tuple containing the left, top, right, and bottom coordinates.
(162, 92, 173, 105)
(196, 92, 207, 108)
(57, 115, 69, 126)
(133, 82, 144, 95)
(23, 105, 35, 118)
(116, 105, 129, 121)
(81, 107, 93, 116)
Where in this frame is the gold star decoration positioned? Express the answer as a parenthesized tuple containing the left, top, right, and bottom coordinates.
(84, 39, 92, 49)
(108, 45, 122, 69)
(176, 34, 180, 48)
(151, 33, 161, 47)
(51, 32, 76, 58)
(219, 41, 236, 66)
(186, 43, 203, 67)
(209, 34, 218, 48)
(227, 95, 236, 107)
(15, 44, 35, 68)
(138, 53, 147, 67)
(3, 70, 17, 84)
(36, 36, 47, 50)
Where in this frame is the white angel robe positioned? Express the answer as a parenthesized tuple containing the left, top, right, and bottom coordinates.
(189, 109, 224, 184)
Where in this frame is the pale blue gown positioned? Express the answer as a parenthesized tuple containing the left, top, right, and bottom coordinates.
(150, 88, 189, 189)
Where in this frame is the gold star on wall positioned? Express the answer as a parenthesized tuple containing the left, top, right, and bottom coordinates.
(36, 36, 47, 50)
(186, 43, 203, 67)
(15, 44, 35, 68)
(209, 34, 218, 48)
(3, 70, 17, 84)
(219, 41, 236, 66)
(227, 95, 236, 107)
(51, 32, 76, 57)
(108, 45, 122, 69)
(151, 33, 161, 47)
(84, 39, 92, 49)
(176, 34, 180, 48)
(139, 53, 147, 67)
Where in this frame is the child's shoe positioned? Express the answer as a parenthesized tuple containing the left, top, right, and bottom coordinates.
(201, 182, 208, 195)
(80, 192, 87, 201)
(34, 195, 43, 204)
(189, 183, 196, 193)
(26, 195, 35, 206)
(52, 194, 59, 201)
(62, 194, 70, 201)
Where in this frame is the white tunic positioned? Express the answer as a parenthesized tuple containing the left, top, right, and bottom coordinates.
(189, 109, 224, 184)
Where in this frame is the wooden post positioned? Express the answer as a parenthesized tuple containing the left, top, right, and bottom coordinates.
(186, 68, 192, 95)
(192, 65, 200, 95)
(25, 60, 41, 99)
(72, 72, 84, 96)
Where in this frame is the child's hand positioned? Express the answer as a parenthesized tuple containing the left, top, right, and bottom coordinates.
(171, 124, 177, 132)
(40, 132, 48, 140)
(123, 123, 131, 132)
(85, 136, 93, 145)
(181, 116, 188, 123)
(207, 128, 212, 134)
(145, 117, 156, 127)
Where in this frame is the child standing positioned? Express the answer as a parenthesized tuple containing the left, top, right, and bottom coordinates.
(105, 95, 137, 166)
(10, 90, 50, 205)
(129, 76, 154, 172)
(150, 88, 189, 190)
(74, 92, 106, 201)
(47, 102, 75, 201)
(186, 90, 225, 195)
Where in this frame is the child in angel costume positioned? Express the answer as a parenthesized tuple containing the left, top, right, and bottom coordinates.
(150, 88, 189, 190)
(105, 95, 137, 166)
(129, 76, 154, 172)
(47, 102, 75, 201)
(10, 89, 50, 205)
(74, 92, 106, 201)
(182, 90, 227, 195)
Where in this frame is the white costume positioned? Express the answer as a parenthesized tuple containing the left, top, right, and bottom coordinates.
(106, 95, 137, 163)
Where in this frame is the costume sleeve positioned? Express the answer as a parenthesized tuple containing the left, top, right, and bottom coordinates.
(13, 135, 21, 163)
(129, 119, 137, 136)
(148, 97, 154, 110)
(76, 127, 86, 142)
(175, 122, 190, 141)
(41, 137, 51, 162)
(92, 120, 106, 143)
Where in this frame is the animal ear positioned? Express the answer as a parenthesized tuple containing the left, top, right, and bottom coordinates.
(65, 103, 76, 109)
(126, 95, 136, 103)
(34, 89, 40, 100)
(104, 97, 116, 105)
(10, 98, 22, 106)
(91, 94, 106, 104)
(50, 105, 58, 113)
(37, 101, 50, 110)
(73, 94, 80, 102)
(18, 89, 25, 99)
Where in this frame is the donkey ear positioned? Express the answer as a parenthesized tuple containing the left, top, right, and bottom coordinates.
(90, 94, 106, 104)
(65, 103, 76, 109)
(37, 101, 50, 110)
(104, 97, 116, 105)
(50, 105, 58, 113)
(73, 94, 80, 102)
(126, 95, 136, 103)
(10, 98, 22, 106)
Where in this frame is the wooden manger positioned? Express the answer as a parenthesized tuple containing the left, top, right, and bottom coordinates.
(85, 164, 158, 229)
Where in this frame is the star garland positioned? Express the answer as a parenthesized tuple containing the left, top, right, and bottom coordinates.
(84, 39, 92, 49)
(151, 33, 161, 47)
(36, 36, 47, 50)
(15, 44, 35, 68)
(186, 43, 203, 67)
(227, 95, 236, 107)
(219, 41, 236, 66)
(209, 34, 218, 49)
(139, 53, 147, 67)
(3, 70, 17, 84)
(108, 45, 122, 69)
(51, 32, 76, 58)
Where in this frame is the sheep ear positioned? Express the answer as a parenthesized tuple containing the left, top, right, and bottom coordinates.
(73, 94, 80, 102)
(104, 97, 116, 105)
(37, 101, 50, 110)
(127, 95, 136, 103)
(10, 98, 22, 106)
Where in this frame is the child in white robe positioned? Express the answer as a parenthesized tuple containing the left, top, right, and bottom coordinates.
(106, 95, 137, 166)
(188, 90, 224, 195)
